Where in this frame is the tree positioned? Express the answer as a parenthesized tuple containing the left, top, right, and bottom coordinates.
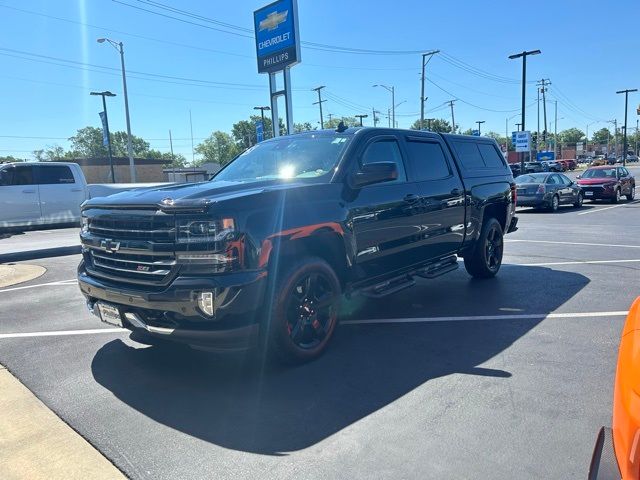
(410, 118, 452, 133)
(461, 128, 474, 136)
(591, 127, 612, 144)
(146, 149, 186, 167)
(42, 145, 65, 161)
(293, 122, 315, 133)
(0, 155, 25, 163)
(232, 115, 285, 149)
(68, 126, 108, 157)
(324, 116, 358, 129)
(111, 131, 151, 157)
(559, 128, 585, 145)
(195, 131, 239, 166)
(486, 131, 511, 150)
(32, 149, 46, 161)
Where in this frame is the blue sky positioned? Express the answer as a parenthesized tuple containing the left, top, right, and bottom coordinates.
(0, 0, 638, 161)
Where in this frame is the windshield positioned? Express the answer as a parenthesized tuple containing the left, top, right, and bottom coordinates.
(213, 134, 351, 183)
(516, 174, 548, 183)
(582, 168, 617, 179)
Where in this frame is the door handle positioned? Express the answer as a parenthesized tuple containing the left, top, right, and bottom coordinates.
(450, 188, 462, 196)
(22, 189, 36, 193)
(403, 194, 420, 203)
(71, 188, 83, 192)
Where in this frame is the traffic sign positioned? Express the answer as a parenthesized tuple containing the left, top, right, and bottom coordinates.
(472, 130, 480, 136)
(513, 131, 531, 152)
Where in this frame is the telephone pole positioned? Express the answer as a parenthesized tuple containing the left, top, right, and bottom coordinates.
(372, 108, 379, 127)
(448, 99, 457, 133)
(509, 49, 541, 172)
(420, 50, 439, 129)
(616, 88, 638, 166)
(554, 100, 558, 158)
(355, 114, 368, 126)
(312, 86, 326, 129)
(537, 79, 551, 149)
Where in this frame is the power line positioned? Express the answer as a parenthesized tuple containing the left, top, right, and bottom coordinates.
(426, 79, 522, 113)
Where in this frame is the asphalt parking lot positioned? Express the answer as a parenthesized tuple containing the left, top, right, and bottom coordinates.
(1, 172, 639, 479)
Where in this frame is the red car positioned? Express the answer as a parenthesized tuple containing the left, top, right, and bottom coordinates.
(556, 160, 568, 171)
(577, 166, 636, 203)
(564, 159, 577, 170)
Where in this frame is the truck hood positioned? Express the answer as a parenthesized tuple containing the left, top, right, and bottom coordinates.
(83, 179, 304, 211)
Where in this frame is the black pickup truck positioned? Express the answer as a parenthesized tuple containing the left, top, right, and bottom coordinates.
(78, 127, 518, 363)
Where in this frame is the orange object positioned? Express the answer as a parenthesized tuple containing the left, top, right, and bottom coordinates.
(613, 297, 640, 479)
(589, 297, 640, 479)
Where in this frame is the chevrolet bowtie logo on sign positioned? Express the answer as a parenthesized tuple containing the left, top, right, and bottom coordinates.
(254, 0, 300, 74)
(100, 239, 120, 253)
(259, 10, 288, 32)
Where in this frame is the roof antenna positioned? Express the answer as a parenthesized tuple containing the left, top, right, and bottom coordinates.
(336, 121, 347, 133)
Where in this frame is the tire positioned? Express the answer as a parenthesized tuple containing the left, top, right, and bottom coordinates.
(264, 257, 341, 364)
(611, 188, 621, 204)
(463, 218, 504, 279)
(626, 186, 635, 201)
(573, 192, 584, 208)
(548, 194, 560, 212)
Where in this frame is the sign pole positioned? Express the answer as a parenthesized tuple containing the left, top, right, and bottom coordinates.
(284, 67, 294, 134)
(269, 72, 279, 138)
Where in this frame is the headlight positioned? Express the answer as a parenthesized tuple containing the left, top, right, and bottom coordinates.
(177, 218, 235, 243)
(81, 216, 89, 234)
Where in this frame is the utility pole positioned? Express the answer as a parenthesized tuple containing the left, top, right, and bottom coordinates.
(327, 113, 334, 124)
(355, 114, 368, 126)
(509, 49, 541, 173)
(387, 108, 391, 128)
(448, 100, 457, 133)
(90, 91, 117, 183)
(554, 100, 558, 159)
(476, 120, 485, 135)
(189, 109, 194, 164)
(616, 88, 638, 166)
(169, 130, 174, 160)
(312, 86, 326, 129)
(372, 109, 380, 127)
(636, 118, 639, 155)
(420, 50, 439, 129)
(540, 80, 550, 149)
(537, 87, 540, 149)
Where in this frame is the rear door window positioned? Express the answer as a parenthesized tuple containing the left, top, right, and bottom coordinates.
(36, 165, 75, 184)
(404, 140, 451, 181)
(477, 143, 506, 168)
(452, 141, 485, 169)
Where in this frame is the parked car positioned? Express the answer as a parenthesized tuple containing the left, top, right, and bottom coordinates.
(577, 166, 636, 203)
(0, 162, 170, 230)
(515, 172, 583, 211)
(564, 159, 577, 170)
(544, 161, 563, 172)
(616, 154, 639, 163)
(78, 128, 518, 363)
(592, 155, 607, 166)
(588, 297, 640, 480)
(555, 160, 569, 171)
(508, 163, 522, 176)
(525, 161, 545, 173)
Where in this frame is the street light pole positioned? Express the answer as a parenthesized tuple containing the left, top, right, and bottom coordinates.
(373, 84, 395, 128)
(476, 120, 485, 135)
(253, 106, 271, 124)
(616, 88, 638, 166)
(509, 49, 541, 173)
(355, 114, 368, 126)
(90, 91, 117, 183)
(97, 38, 136, 182)
(420, 50, 439, 129)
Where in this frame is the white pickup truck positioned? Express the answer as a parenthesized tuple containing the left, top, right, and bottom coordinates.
(0, 162, 170, 229)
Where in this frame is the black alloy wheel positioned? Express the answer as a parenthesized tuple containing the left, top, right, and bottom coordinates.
(549, 194, 560, 212)
(573, 192, 584, 208)
(285, 272, 337, 350)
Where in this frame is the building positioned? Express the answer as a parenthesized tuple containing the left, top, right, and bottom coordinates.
(68, 157, 171, 183)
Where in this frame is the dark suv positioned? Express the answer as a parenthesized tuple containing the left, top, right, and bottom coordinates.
(78, 128, 517, 363)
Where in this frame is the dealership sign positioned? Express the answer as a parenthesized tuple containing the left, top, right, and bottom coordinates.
(513, 131, 531, 152)
(254, 0, 301, 74)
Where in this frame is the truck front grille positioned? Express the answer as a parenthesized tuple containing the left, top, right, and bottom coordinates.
(88, 217, 175, 241)
(89, 251, 176, 283)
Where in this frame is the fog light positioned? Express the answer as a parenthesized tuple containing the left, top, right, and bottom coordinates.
(198, 292, 215, 316)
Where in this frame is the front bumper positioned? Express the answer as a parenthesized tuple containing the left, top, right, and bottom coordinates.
(588, 427, 621, 480)
(580, 186, 616, 200)
(78, 263, 267, 352)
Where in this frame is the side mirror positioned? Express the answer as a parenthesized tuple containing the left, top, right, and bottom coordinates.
(576, 175, 581, 179)
(350, 162, 398, 188)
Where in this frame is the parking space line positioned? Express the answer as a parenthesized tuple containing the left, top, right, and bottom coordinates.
(515, 259, 640, 266)
(0, 328, 126, 339)
(0, 279, 77, 294)
(0, 311, 628, 338)
(341, 311, 628, 325)
(506, 239, 640, 249)
(577, 199, 640, 215)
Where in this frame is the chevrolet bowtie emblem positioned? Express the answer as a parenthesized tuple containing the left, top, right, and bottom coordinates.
(259, 10, 288, 31)
(100, 239, 120, 253)
(161, 197, 175, 206)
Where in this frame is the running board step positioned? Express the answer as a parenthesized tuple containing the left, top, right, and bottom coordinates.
(415, 256, 459, 279)
(362, 276, 416, 299)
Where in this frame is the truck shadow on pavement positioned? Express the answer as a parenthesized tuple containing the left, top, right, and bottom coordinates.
(91, 265, 588, 455)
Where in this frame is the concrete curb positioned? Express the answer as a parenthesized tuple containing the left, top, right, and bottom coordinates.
(0, 365, 125, 480)
(0, 246, 82, 264)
